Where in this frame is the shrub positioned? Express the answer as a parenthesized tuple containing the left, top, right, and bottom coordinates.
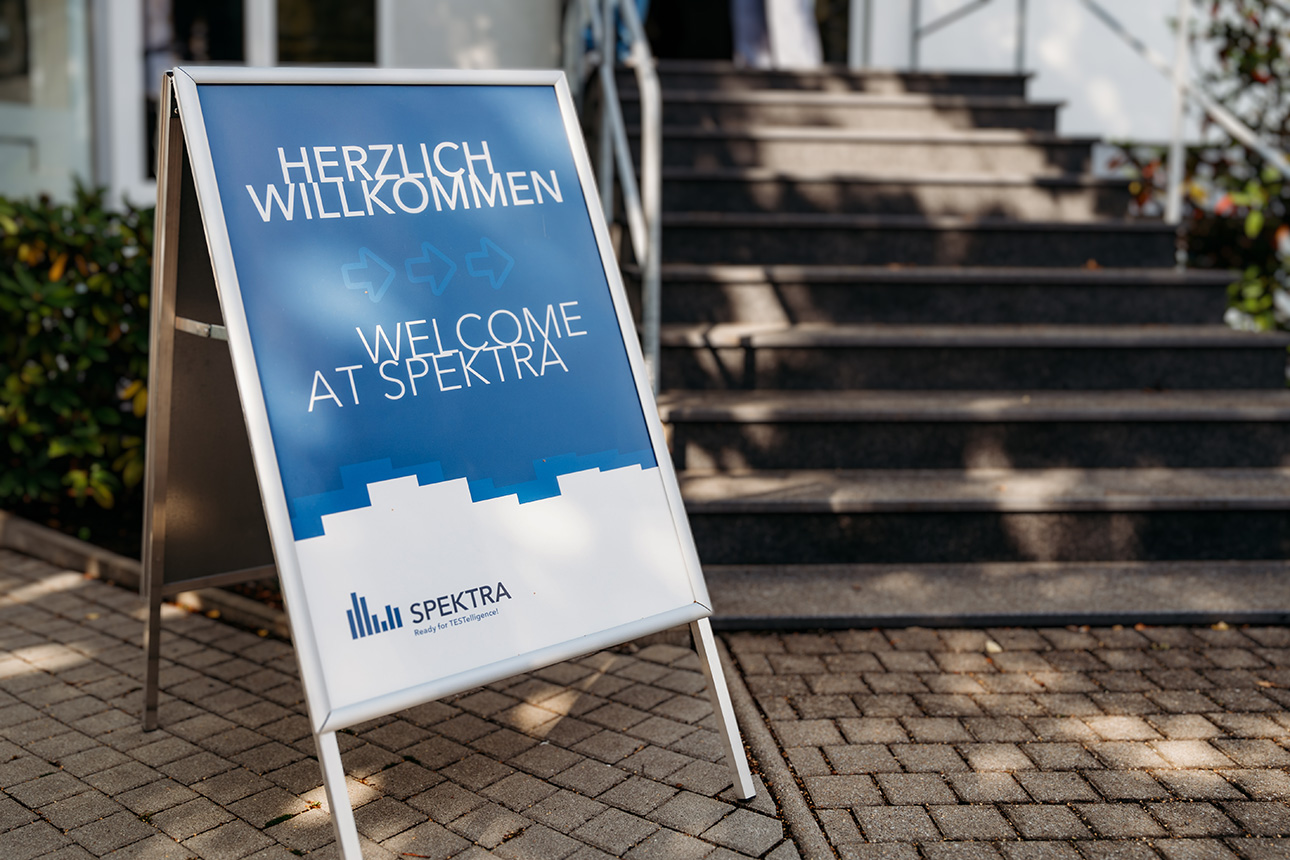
(1117, 0, 1288, 331)
(0, 185, 152, 535)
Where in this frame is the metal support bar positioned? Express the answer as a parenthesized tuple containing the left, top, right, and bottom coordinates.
(175, 316, 229, 341)
(848, 0, 872, 70)
(1165, 0, 1190, 226)
(1015, 0, 1027, 73)
(917, 0, 994, 41)
(1079, 0, 1290, 178)
(141, 75, 184, 732)
(690, 617, 757, 799)
(910, 0, 920, 69)
(317, 732, 363, 859)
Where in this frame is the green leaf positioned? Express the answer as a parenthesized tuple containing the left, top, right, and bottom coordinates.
(1246, 210, 1265, 238)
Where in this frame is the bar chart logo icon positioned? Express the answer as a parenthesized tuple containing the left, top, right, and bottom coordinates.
(347, 592, 403, 640)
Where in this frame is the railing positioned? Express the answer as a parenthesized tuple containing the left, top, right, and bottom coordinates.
(847, 0, 1290, 228)
(563, 0, 663, 393)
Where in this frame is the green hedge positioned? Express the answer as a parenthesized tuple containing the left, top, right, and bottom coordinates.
(0, 186, 153, 539)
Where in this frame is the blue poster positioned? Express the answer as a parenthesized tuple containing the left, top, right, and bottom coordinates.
(192, 80, 703, 713)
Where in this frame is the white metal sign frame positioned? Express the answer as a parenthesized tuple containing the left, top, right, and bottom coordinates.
(148, 66, 753, 858)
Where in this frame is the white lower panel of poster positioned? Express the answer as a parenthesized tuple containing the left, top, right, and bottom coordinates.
(295, 465, 702, 715)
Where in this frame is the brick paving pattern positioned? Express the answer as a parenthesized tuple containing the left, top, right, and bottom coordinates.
(1, 547, 1289, 858)
(727, 626, 1290, 858)
(0, 550, 784, 859)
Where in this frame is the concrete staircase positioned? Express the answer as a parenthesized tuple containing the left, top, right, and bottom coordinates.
(621, 60, 1290, 627)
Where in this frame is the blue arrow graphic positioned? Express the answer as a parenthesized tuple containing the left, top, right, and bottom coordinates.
(341, 248, 396, 303)
(465, 237, 514, 289)
(404, 242, 458, 296)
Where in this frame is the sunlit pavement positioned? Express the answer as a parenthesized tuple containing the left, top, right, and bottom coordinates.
(2, 547, 1289, 859)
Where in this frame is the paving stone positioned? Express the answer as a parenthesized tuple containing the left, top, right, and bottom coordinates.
(183, 818, 275, 860)
(572, 807, 660, 855)
(646, 790, 732, 835)
(823, 743, 902, 774)
(38, 790, 124, 830)
(817, 808, 862, 844)
(1149, 801, 1240, 836)
(448, 801, 532, 848)
(1077, 801, 1168, 837)
(1212, 738, 1290, 768)
(876, 773, 957, 805)
(1076, 841, 1161, 860)
(149, 796, 235, 840)
(1016, 771, 1100, 802)
(6, 770, 89, 807)
(407, 780, 487, 823)
(1085, 769, 1171, 801)
(702, 807, 783, 855)
(528, 789, 608, 833)
(837, 844, 920, 860)
(1222, 801, 1290, 836)
(1002, 804, 1092, 839)
(1153, 838, 1240, 860)
(550, 758, 628, 797)
(854, 805, 940, 842)
(927, 804, 1016, 840)
(1225, 768, 1290, 801)
(998, 843, 1085, 860)
(1153, 769, 1245, 800)
(922, 844, 1004, 860)
(1225, 837, 1290, 860)
(0, 821, 72, 860)
(948, 772, 1031, 803)
(597, 776, 678, 816)
(1090, 741, 1173, 769)
(963, 742, 1037, 772)
(1151, 739, 1238, 769)
(803, 775, 883, 808)
(837, 717, 908, 744)
(66, 809, 159, 854)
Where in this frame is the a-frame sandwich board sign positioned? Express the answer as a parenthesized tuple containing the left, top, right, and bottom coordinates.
(143, 66, 755, 857)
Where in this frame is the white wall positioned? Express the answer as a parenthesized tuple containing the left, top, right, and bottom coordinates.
(380, 0, 564, 69)
(866, 0, 1198, 145)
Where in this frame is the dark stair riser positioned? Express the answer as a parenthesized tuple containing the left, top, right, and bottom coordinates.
(621, 100, 1059, 132)
(662, 224, 1177, 268)
(645, 279, 1224, 325)
(688, 510, 1290, 565)
(662, 345, 1287, 390)
(669, 421, 1290, 470)
(651, 135, 1094, 174)
(660, 177, 1131, 219)
(627, 68, 1031, 97)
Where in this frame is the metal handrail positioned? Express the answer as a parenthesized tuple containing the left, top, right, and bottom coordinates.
(1077, 0, 1290, 222)
(564, 0, 663, 393)
(853, 0, 1289, 227)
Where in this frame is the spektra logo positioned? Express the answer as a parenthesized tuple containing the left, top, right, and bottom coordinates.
(346, 592, 403, 640)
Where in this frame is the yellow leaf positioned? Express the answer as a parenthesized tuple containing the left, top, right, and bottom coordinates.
(132, 388, 148, 418)
(48, 252, 68, 282)
(119, 379, 143, 400)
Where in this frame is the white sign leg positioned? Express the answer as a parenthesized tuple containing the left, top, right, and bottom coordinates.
(690, 618, 757, 799)
(317, 731, 364, 859)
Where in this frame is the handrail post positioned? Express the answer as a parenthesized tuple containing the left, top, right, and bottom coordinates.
(848, 0, 871, 70)
(598, 0, 616, 220)
(1015, 0, 1027, 73)
(910, 0, 921, 69)
(1165, 0, 1190, 227)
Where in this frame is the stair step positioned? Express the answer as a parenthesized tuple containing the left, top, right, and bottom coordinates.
(621, 90, 1060, 131)
(703, 560, 1290, 627)
(659, 213, 1177, 267)
(632, 264, 1228, 324)
(659, 168, 1131, 219)
(635, 61, 1031, 97)
(658, 323, 1290, 390)
(646, 127, 1098, 174)
(681, 468, 1290, 564)
(680, 467, 1290, 512)
(660, 388, 1290, 422)
(660, 390, 1290, 470)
